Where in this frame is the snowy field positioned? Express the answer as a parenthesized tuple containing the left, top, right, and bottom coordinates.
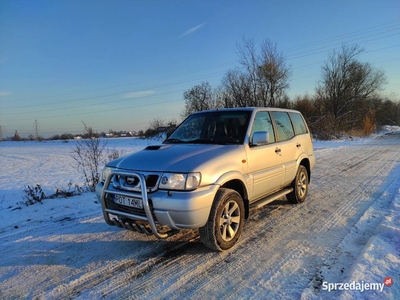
(0, 128, 399, 299)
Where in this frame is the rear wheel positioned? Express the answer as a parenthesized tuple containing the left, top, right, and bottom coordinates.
(199, 188, 244, 251)
(287, 165, 309, 204)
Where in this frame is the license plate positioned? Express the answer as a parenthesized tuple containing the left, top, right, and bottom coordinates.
(114, 194, 143, 209)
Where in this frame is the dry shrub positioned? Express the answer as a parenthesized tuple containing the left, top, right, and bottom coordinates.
(71, 123, 107, 192)
(362, 109, 376, 136)
(310, 113, 337, 140)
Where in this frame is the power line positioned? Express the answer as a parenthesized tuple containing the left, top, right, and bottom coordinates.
(284, 20, 400, 52)
(1, 20, 399, 107)
(0, 71, 226, 109)
(1, 21, 399, 131)
(2, 42, 399, 121)
(286, 32, 400, 60)
(4, 89, 186, 116)
(2, 98, 184, 122)
(1, 54, 399, 123)
(5, 55, 400, 124)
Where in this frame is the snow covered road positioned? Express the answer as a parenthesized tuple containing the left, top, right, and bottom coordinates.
(0, 133, 399, 299)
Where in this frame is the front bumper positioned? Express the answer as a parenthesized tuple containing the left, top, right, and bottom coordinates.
(96, 170, 218, 239)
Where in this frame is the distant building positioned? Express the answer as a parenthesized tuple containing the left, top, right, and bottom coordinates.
(13, 130, 21, 141)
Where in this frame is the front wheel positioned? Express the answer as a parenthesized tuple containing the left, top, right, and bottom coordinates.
(199, 188, 244, 251)
(287, 165, 309, 204)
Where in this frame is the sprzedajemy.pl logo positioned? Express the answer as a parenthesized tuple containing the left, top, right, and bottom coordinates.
(322, 277, 393, 293)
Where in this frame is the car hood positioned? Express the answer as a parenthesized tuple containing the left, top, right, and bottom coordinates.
(108, 143, 239, 172)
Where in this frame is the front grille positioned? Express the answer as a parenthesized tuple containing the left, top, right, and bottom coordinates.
(112, 172, 161, 192)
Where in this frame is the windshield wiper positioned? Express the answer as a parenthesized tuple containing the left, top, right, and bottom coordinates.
(164, 138, 184, 144)
(193, 138, 241, 145)
(189, 138, 216, 144)
(165, 138, 233, 145)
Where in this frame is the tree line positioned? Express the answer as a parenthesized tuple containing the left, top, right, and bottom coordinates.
(181, 39, 399, 140)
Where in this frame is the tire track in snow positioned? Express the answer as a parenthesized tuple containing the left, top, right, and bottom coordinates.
(0, 212, 195, 299)
(244, 145, 399, 299)
(303, 153, 400, 298)
(2, 135, 399, 299)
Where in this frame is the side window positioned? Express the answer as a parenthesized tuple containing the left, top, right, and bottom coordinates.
(289, 112, 308, 135)
(271, 112, 295, 142)
(251, 112, 275, 143)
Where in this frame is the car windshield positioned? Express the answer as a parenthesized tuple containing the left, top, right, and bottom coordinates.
(164, 111, 251, 144)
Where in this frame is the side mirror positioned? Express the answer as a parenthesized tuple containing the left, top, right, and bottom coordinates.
(252, 131, 269, 146)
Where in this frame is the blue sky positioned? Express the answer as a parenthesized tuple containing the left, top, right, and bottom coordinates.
(0, 0, 399, 138)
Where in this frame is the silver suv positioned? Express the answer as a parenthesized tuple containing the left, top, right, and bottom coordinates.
(96, 107, 315, 251)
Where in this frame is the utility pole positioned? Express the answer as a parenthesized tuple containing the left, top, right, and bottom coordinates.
(33, 120, 40, 139)
(0, 125, 7, 141)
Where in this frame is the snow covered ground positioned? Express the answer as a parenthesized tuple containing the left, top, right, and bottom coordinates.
(0, 129, 399, 299)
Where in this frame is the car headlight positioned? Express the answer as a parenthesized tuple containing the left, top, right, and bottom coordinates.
(101, 167, 114, 181)
(159, 172, 201, 190)
(186, 173, 201, 190)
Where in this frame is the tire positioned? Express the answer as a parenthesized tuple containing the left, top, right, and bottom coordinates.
(199, 188, 245, 251)
(286, 165, 309, 204)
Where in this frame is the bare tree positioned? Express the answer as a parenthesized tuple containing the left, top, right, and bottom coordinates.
(236, 38, 262, 106)
(371, 95, 400, 127)
(316, 44, 386, 129)
(149, 118, 165, 131)
(222, 69, 255, 107)
(222, 37, 291, 108)
(259, 39, 291, 107)
(182, 81, 222, 118)
(144, 117, 178, 138)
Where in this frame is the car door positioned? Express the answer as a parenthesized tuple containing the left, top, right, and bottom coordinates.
(245, 111, 284, 202)
(270, 111, 298, 186)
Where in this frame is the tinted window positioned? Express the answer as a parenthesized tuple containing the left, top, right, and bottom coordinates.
(271, 112, 295, 142)
(251, 111, 275, 143)
(289, 112, 308, 135)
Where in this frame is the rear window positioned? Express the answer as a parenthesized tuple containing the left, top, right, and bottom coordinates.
(289, 113, 308, 135)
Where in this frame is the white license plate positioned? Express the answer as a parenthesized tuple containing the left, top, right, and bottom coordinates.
(114, 194, 143, 209)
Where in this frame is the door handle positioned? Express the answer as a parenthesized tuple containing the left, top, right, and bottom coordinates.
(275, 148, 281, 154)
(296, 143, 301, 148)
